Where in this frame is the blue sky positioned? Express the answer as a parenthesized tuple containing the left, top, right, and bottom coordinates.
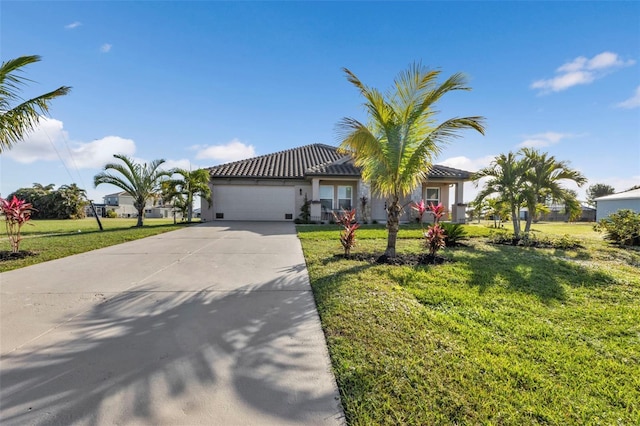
(1, 1, 639, 204)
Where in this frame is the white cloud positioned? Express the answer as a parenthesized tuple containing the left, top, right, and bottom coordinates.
(616, 86, 640, 109)
(65, 21, 82, 29)
(100, 43, 112, 53)
(70, 136, 136, 169)
(531, 51, 635, 94)
(3, 116, 136, 169)
(194, 139, 256, 163)
(517, 131, 576, 148)
(2, 117, 66, 163)
(438, 155, 494, 172)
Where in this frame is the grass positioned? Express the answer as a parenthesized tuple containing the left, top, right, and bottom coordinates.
(299, 222, 640, 425)
(0, 218, 194, 272)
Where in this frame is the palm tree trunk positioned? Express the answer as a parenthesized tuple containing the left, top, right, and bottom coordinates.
(524, 201, 534, 233)
(384, 197, 401, 257)
(136, 208, 144, 227)
(511, 207, 520, 237)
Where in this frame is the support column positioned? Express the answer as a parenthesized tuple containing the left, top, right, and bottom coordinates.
(310, 178, 321, 222)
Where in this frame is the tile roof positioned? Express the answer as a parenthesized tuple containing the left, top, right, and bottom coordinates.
(208, 144, 343, 179)
(207, 143, 471, 180)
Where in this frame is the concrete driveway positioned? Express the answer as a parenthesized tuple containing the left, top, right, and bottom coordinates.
(0, 222, 344, 425)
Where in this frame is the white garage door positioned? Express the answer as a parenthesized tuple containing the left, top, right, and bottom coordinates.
(213, 185, 295, 221)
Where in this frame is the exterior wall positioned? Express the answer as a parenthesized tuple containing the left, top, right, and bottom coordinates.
(203, 179, 307, 221)
(310, 178, 359, 222)
(596, 198, 640, 221)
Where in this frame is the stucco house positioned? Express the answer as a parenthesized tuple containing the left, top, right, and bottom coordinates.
(101, 191, 181, 219)
(594, 188, 640, 221)
(201, 143, 472, 223)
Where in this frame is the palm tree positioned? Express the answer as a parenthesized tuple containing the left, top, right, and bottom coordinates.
(163, 168, 212, 222)
(520, 148, 586, 232)
(94, 154, 170, 227)
(472, 152, 530, 237)
(338, 63, 485, 257)
(0, 55, 71, 152)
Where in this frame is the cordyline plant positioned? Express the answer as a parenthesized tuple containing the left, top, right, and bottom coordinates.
(0, 195, 35, 253)
(425, 202, 446, 257)
(333, 208, 360, 257)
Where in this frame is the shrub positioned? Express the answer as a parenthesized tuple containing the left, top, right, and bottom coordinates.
(440, 222, 467, 247)
(299, 194, 311, 223)
(106, 210, 118, 218)
(594, 209, 640, 246)
(333, 209, 360, 257)
(0, 196, 35, 253)
(424, 202, 447, 257)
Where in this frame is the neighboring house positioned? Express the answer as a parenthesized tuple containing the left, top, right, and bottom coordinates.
(100, 191, 182, 219)
(84, 203, 108, 218)
(594, 188, 640, 221)
(519, 202, 596, 222)
(201, 143, 472, 223)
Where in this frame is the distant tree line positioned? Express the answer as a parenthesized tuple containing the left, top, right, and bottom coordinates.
(8, 183, 87, 219)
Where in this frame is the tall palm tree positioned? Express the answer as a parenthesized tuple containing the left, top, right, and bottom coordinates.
(521, 148, 586, 232)
(163, 168, 212, 222)
(94, 154, 170, 227)
(0, 55, 71, 152)
(472, 152, 530, 237)
(338, 63, 485, 257)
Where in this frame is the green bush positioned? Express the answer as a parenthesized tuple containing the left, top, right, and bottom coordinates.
(594, 209, 640, 246)
(440, 222, 468, 246)
(106, 210, 117, 218)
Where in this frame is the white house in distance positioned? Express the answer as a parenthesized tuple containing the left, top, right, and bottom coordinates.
(594, 188, 640, 221)
(96, 191, 180, 219)
(201, 144, 472, 223)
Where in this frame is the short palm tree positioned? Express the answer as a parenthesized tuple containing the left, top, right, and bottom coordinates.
(338, 63, 485, 257)
(94, 154, 170, 227)
(472, 152, 530, 237)
(163, 168, 212, 222)
(0, 55, 71, 152)
(521, 148, 586, 232)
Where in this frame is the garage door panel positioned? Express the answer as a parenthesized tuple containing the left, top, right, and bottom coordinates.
(213, 186, 295, 221)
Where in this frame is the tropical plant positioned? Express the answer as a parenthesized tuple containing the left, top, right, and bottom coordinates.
(594, 209, 640, 246)
(440, 222, 467, 247)
(424, 202, 446, 257)
(163, 168, 211, 222)
(586, 183, 616, 207)
(9, 182, 87, 219)
(0, 195, 35, 253)
(333, 208, 360, 257)
(473, 152, 529, 237)
(0, 55, 71, 152)
(94, 154, 171, 227)
(337, 63, 485, 257)
(412, 199, 427, 224)
(520, 148, 586, 232)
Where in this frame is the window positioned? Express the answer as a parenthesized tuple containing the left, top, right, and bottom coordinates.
(320, 185, 333, 211)
(425, 187, 440, 206)
(338, 186, 352, 210)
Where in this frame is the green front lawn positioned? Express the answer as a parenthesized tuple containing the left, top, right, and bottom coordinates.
(0, 218, 193, 272)
(300, 223, 640, 425)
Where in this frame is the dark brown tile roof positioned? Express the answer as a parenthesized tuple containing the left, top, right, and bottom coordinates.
(428, 164, 472, 179)
(207, 143, 471, 180)
(208, 144, 344, 179)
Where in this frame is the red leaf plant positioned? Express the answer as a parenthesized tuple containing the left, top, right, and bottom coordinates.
(0, 196, 35, 253)
(412, 199, 427, 224)
(333, 208, 360, 257)
(425, 202, 447, 258)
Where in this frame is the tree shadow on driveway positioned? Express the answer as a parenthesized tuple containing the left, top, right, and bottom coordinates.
(0, 275, 343, 425)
